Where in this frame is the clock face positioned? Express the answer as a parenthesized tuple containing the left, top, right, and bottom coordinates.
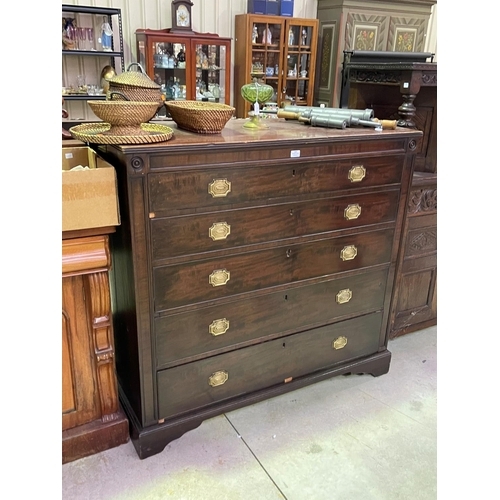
(176, 5, 190, 27)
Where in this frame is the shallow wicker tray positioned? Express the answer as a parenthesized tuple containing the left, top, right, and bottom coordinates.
(164, 101, 235, 134)
(69, 122, 174, 145)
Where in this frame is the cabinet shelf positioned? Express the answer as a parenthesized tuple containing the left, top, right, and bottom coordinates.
(63, 94, 107, 101)
(62, 4, 125, 126)
(62, 50, 123, 58)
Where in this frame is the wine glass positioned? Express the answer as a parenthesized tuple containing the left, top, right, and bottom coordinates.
(77, 27, 87, 51)
(66, 25, 76, 50)
(86, 27, 95, 51)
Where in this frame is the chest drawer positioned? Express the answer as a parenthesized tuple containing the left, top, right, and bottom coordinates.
(153, 228, 394, 312)
(148, 155, 404, 214)
(157, 312, 383, 419)
(155, 268, 388, 368)
(151, 190, 400, 261)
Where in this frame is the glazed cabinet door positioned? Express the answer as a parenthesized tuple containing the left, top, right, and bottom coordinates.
(234, 14, 318, 118)
(136, 29, 232, 118)
(282, 18, 318, 108)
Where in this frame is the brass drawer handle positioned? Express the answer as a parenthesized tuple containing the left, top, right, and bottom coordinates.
(340, 245, 357, 261)
(209, 318, 230, 336)
(336, 288, 352, 304)
(209, 269, 230, 287)
(209, 370, 228, 387)
(209, 222, 231, 241)
(348, 165, 366, 182)
(208, 179, 231, 198)
(344, 204, 361, 220)
(332, 336, 348, 350)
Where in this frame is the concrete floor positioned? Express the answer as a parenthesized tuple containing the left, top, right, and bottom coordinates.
(62, 326, 437, 500)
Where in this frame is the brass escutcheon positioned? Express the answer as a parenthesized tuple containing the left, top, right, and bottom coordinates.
(340, 245, 358, 261)
(336, 288, 352, 304)
(348, 165, 366, 182)
(332, 336, 348, 350)
(208, 179, 231, 198)
(209, 269, 230, 286)
(209, 222, 231, 241)
(344, 204, 361, 220)
(209, 370, 228, 387)
(209, 318, 230, 336)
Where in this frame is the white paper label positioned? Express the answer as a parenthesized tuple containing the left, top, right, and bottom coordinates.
(65, 153, 73, 159)
(403, 82, 409, 88)
(290, 150, 300, 158)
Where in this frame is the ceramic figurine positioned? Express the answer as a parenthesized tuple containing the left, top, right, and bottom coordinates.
(262, 27, 272, 44)
(252, 25, 258, 44)
(302, 28, 307, 45)
(100, 16, 113, 51)
(288, 28, 294, 46)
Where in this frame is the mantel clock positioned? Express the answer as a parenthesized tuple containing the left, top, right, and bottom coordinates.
(171, 0, 194, 33)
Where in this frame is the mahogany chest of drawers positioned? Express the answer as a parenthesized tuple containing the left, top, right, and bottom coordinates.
(101, 120, 421, 459)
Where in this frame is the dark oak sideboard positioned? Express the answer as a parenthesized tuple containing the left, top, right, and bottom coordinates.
(100, 120, 421, 459)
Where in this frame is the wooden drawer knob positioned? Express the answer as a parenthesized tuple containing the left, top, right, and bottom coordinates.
(348, 165, 366, 182)
(209, 370, 228, 387)
(208, 179, 231, 198)
(332, 336, 348, 350)
(209, 222, 231, 241)
(336, 288, 352, 304)
(209, 269, 230, 287)
(344, 204, 361, 220)
(209, 318, 230, 336)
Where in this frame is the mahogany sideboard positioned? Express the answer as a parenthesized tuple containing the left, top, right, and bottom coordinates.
(62, 227, 129, 463)
(99, 120, 422, 459)
(340, 51, 437, 337)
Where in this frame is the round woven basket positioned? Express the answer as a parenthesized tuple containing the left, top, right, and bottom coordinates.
(88, 98, 160, 127)
(108, 62, 162, 107)
(164, 101, 235, 134)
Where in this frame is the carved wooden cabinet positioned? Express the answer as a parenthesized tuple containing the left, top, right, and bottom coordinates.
(339, 52, 437, 336)
(234, 14, 319, 117)
(100, 121, 421, 459)
(62, 229, 129, 463)
(315, 0, 436, 107)
(389, 172, 436, 338)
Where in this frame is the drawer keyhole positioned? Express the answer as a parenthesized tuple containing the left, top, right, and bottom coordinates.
(286, 249, 292, 258)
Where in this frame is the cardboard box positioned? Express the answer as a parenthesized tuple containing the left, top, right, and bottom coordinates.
(62, 146, 120, 232)
(266, 0, 280, 15)
(247, 0, 266, 14)
(280, 0, 294, 16)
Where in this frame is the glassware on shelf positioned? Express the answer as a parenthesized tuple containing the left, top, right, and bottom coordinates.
(77, 27, 87, 51)
(240, 71, 274, 129)
(86, 27, 95, 51)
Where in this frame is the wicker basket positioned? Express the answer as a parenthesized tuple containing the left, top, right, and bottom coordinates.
(88, 99, 160, 127)
(108, 62, 162, 106)
(164, 101, 235, 134)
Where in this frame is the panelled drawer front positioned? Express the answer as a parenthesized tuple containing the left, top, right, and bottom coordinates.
(157, 312, 383, 419)
(151, 190, 400, 260)
(155, 268, 388, 367)
(153, 228, 394, 311)
(148, 155, 404, 213)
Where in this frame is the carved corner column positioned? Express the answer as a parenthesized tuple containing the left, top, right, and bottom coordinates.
(62, 232, 129, 464)
(85, 271, 120, 423)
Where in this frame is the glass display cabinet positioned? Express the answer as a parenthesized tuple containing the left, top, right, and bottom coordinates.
(234, 14, 318, 118)
(136, 29, 231, 113)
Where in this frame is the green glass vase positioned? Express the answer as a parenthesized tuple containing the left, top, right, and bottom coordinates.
(240, 72, 274, 129)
